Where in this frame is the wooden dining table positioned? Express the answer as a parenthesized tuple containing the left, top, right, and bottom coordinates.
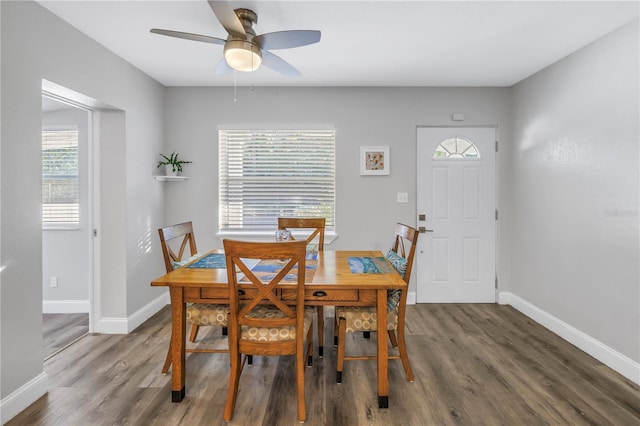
(151, 249, 407, 409)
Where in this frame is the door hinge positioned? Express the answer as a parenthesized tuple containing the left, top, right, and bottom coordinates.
(93, 229, 98, 237)
(495, 276, 498, 289)
(495, 209, 499, 221)
(495, 140, 499, 152)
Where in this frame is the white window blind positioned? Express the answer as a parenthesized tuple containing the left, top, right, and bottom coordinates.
(219, 129, 335, 232)
(42, 129, 79, 225)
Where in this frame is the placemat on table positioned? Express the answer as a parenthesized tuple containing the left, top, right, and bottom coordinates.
(187, 251, 317, 281)
(246, 258, 317, 283)
(348, 256, 396, 274)
(187, 253, 226, 269)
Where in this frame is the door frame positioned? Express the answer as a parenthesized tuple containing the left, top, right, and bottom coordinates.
(42, 81, 106, 334)
(415, 125, 500, 303)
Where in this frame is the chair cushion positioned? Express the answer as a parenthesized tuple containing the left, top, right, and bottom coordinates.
(241, 306, 314, 342)
(385, 249, 408, 278)
(335, 306, 398, 333)
(387, 289, 402, 311)
(186, 303, 229, 327)
(385, 250, 408, 311)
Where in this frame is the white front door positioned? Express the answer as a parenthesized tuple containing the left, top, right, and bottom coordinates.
(416, 127, 496, 302)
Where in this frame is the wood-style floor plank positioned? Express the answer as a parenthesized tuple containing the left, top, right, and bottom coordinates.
(9, 304, 639, 425)
(42, 313, 89, 359)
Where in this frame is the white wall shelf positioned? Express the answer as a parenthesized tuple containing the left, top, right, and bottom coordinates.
(153, 175, 188, 182)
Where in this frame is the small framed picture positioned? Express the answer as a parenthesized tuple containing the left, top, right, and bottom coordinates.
(360, 146, 390, 175)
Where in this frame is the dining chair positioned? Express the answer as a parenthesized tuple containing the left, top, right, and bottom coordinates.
(277, 217, 326, 359)
(158, 221, 229, 374)
(334, 222, 418, 384)
(223, 239, 313, 423)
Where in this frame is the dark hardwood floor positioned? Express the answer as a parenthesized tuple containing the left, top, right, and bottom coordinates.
(42, 313, 89, 360)
(11, 304, 639, 425)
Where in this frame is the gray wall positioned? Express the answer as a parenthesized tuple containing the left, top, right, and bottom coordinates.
(162, 86, 513, 300)
(0, 0, 166, 412)
(510, 21, 639, 362)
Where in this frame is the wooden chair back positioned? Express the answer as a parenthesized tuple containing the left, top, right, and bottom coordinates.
(277, 217, 326, 251)
(391, 223, 419, 284)
(223, 239, 308, 355)
(278, 217, 327, 358)
(158, 221, 198, 273)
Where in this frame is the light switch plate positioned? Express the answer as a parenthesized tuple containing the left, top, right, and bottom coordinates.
(397, 192, 408, 203)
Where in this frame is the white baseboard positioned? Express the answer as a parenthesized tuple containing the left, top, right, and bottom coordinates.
(95, 292, 169, 334)
(126, 292, 170, 333)
(407, 291, 416, 305)
(0, 372, 48, 425)
(42, 299, 90, 313)
(499, 291, 640, 385)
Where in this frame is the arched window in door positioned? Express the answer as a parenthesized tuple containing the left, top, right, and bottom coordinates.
(433, 137, 480, 159)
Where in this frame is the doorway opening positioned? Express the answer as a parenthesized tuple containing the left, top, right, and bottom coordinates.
(41, 93, 92, 359)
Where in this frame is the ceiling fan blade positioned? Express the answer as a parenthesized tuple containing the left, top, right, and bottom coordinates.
(261, 50, 301, 77)
(216, 58, 233, 74)
(207, 1, 246, 38)
(254, 30, 321, 50)
(150, 29, 226, 45)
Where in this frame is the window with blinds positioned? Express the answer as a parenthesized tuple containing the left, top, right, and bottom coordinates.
(219, 129, 335, 233)
(42, 129, 79, 226)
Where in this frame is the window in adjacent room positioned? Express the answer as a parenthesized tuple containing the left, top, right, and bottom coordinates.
(219, 128, 335, 234)
(42, 128, 79, 228)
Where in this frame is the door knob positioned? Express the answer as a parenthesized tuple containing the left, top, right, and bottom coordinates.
(418, 226, 434, 233)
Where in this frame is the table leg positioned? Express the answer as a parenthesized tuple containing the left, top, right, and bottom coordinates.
(170, 287, 186, 402)
(377, 289, 389, 408)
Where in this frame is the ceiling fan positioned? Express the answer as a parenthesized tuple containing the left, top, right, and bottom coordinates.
(150, 1, 321, 77)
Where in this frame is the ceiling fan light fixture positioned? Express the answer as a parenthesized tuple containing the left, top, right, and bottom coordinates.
(224, 39, 262, 72)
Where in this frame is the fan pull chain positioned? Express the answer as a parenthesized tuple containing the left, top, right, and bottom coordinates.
(234, 71, 237, 102)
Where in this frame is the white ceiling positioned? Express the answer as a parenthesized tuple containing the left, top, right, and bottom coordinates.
(37, 1, 638, 87)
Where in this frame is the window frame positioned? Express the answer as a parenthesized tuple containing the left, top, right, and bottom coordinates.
(217, 127, 336, 240)
(42, 126, 80, 230)
(433, 137, 481, 160)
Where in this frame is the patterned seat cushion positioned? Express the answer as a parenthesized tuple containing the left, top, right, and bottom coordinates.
(241, 305, 314, 342)
(385, 249, 408, 278)
(385, 250, 408, 311)
(335, 306, 399, 333)
(186, 303, 229, 327)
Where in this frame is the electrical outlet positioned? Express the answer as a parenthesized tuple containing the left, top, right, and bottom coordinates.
(397, 192, 408, 203)
(50, 277, 58, 288)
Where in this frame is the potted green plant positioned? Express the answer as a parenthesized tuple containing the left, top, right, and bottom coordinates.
(157, 152, 192, 176)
